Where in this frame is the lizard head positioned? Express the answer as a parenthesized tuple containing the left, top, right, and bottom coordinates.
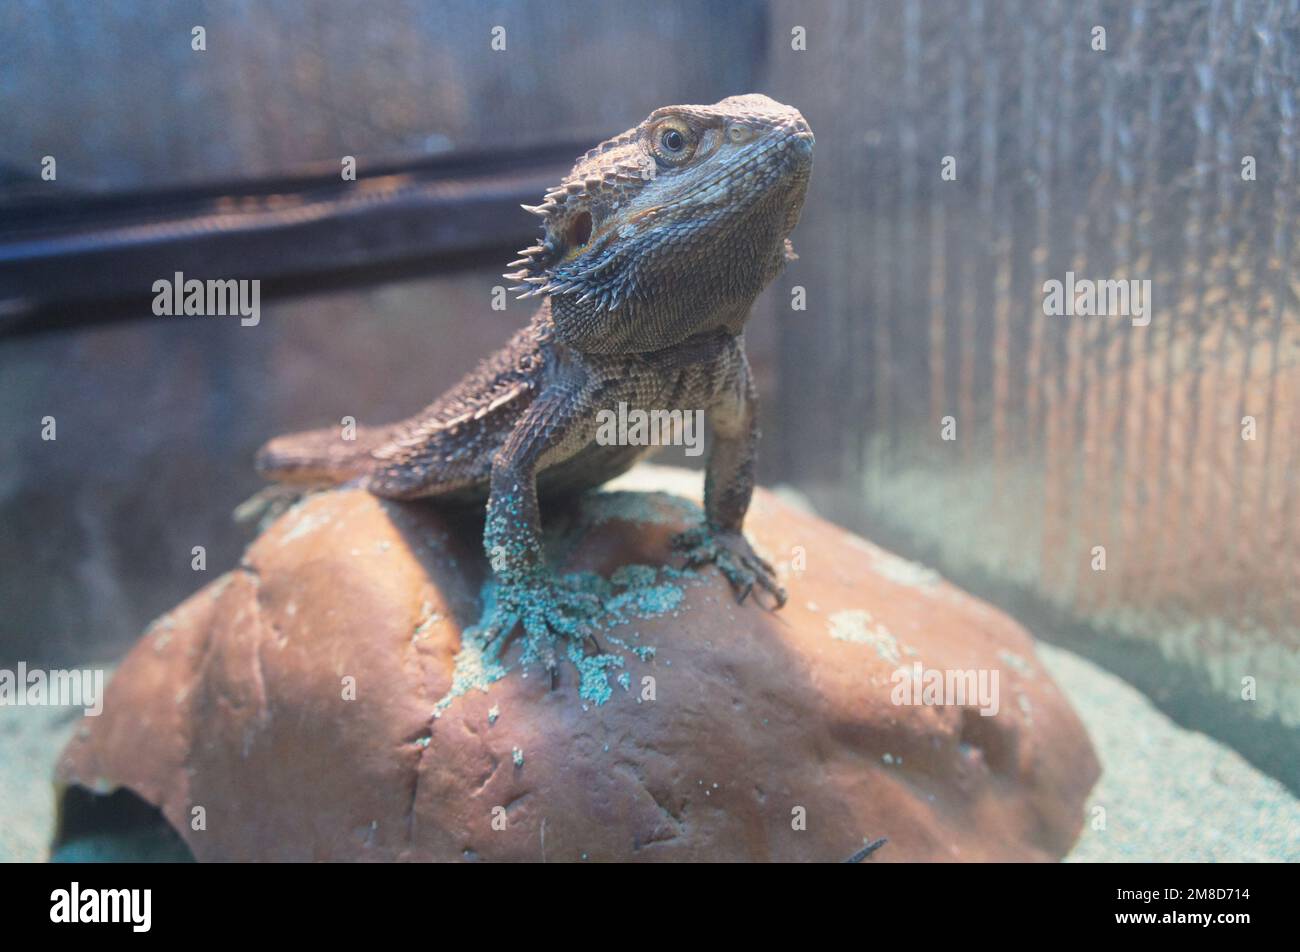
(505, 94, 813, 354)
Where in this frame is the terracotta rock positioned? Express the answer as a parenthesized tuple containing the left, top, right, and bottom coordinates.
(55, 471, 1099, 861)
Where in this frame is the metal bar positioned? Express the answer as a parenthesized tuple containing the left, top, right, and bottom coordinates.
(0, 142, 585, 336)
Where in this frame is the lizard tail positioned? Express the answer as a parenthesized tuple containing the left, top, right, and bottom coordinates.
(255, 425, 390, 487)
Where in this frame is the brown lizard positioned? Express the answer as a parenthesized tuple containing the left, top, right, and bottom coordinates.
(256, 93, 814, 672)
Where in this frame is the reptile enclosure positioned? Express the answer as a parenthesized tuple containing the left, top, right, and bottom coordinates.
(1, 0, 1296, 865)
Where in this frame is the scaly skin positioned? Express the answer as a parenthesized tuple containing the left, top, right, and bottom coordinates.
(256, 94, 814, 673)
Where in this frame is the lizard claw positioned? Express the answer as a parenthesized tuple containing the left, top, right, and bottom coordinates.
(483, 575, 602, 674)
(672, 524, 787, 609)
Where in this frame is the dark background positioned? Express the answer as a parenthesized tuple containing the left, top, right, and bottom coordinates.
(1, 0, 1297, 788)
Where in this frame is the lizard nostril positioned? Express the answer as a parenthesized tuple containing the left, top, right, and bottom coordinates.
(727, 124, 753, 144)
(569, 211, 593, 249)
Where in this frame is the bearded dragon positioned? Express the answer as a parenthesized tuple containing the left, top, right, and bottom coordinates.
(256, 94, 814, 671)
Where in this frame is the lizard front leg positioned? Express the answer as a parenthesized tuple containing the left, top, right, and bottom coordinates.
(673, 355, 787, 607)
(480, 382, 605, 673)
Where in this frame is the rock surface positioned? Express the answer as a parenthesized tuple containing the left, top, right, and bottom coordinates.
(55, 471, 1100, 861)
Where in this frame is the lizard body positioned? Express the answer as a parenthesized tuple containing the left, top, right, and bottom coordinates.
(257, 94, 813, 670)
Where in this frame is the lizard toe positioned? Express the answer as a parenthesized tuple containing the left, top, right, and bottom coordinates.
(672, 522, 785, 610)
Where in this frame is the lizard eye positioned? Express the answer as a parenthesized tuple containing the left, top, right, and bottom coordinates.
(651, 119, 695, 165)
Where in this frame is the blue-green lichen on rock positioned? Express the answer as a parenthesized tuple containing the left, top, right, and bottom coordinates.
(433, 491, 707, 713)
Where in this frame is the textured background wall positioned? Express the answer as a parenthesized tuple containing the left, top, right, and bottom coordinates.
(0, 0, 766, 192)
(759, 0, 1298, 785)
